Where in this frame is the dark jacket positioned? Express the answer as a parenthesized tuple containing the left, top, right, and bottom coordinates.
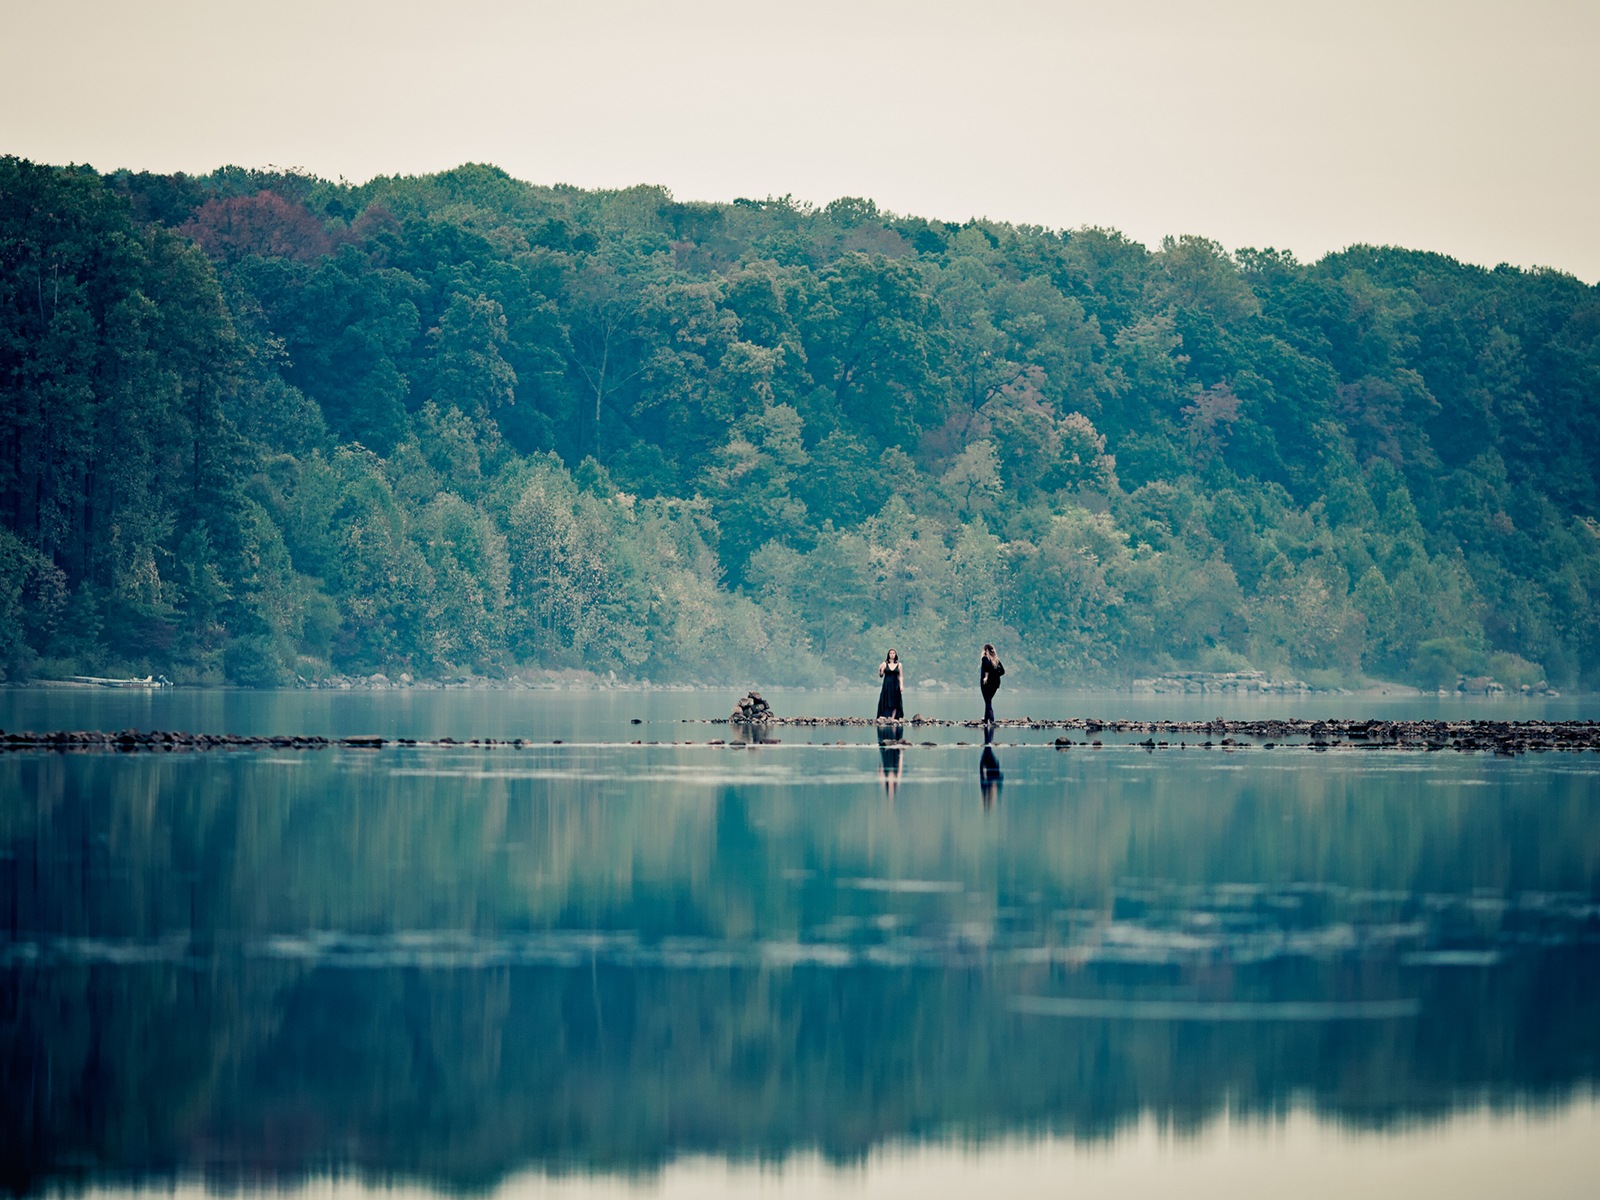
(980, 655, 1005, 696)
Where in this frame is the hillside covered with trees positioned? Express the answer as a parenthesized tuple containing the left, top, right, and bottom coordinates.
(1, 156, 1597, 688)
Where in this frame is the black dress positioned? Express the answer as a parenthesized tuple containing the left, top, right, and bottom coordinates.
(877, 663, 904, 719)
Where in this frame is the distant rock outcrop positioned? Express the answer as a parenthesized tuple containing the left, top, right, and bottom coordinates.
(1130, 671, 1311, 694)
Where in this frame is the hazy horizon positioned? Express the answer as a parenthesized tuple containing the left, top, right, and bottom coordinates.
(3, 0, 1597, 282)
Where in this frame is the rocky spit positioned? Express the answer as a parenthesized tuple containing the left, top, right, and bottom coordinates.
(712, 715, 1600, 755)
(0, 716, 1597, 755)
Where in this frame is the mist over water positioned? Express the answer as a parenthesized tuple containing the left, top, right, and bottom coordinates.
(2, 689, 1597, 1197)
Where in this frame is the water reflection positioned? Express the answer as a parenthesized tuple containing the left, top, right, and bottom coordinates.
(730, 720, 782, 746)
(979, 726, 1003, 808)
(877, 723, 903, 799)
(1, 740, 1598, 1197)
(52, 1099, 1600, 1199)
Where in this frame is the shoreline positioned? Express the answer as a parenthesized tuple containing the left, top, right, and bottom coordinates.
(3, 679, 1578, 700)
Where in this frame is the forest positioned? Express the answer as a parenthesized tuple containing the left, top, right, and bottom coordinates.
(1, 155, 1597, 688)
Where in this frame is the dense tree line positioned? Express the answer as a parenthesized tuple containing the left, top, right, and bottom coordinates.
(2, 156, 1597, 686)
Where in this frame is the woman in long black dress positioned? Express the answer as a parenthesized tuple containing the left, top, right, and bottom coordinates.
(876, 648, 905, 720)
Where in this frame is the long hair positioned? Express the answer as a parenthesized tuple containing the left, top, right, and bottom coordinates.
(885, 648, 899, 663)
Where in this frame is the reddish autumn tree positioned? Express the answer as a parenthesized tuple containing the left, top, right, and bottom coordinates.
(181, 192, 331, 262)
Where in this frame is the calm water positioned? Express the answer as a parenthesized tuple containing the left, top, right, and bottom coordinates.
(2, 689, 1598, 1198)
(0, 684, 1592, 741)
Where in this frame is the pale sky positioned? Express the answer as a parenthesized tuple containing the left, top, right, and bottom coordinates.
(3, 0, 1597, 281)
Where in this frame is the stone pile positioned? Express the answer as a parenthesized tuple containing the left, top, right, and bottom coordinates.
(729, 692, 775, 722)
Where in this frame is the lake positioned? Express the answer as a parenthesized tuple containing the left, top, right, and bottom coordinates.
(2, 688, 1597, 1198)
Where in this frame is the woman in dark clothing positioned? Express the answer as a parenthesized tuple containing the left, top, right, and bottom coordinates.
(876, 648, 905, 720)
(980, 643, 1005, 724)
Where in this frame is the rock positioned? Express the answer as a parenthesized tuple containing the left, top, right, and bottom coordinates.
(730, 691, 774, 722)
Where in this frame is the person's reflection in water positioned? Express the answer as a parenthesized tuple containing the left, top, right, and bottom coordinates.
(877, 723, 904, 801)
(979, 726, 1003, 809)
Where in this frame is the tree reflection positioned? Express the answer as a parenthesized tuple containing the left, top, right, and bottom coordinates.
(1, 746, 1598, 1195)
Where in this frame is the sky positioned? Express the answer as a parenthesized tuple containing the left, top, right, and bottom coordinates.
(3, 0, 1597, 281)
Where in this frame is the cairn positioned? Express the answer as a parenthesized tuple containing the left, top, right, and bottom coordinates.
(730, 691, 775, 722)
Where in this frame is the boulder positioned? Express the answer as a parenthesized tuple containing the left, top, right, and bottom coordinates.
(730, 691, 775, 722)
